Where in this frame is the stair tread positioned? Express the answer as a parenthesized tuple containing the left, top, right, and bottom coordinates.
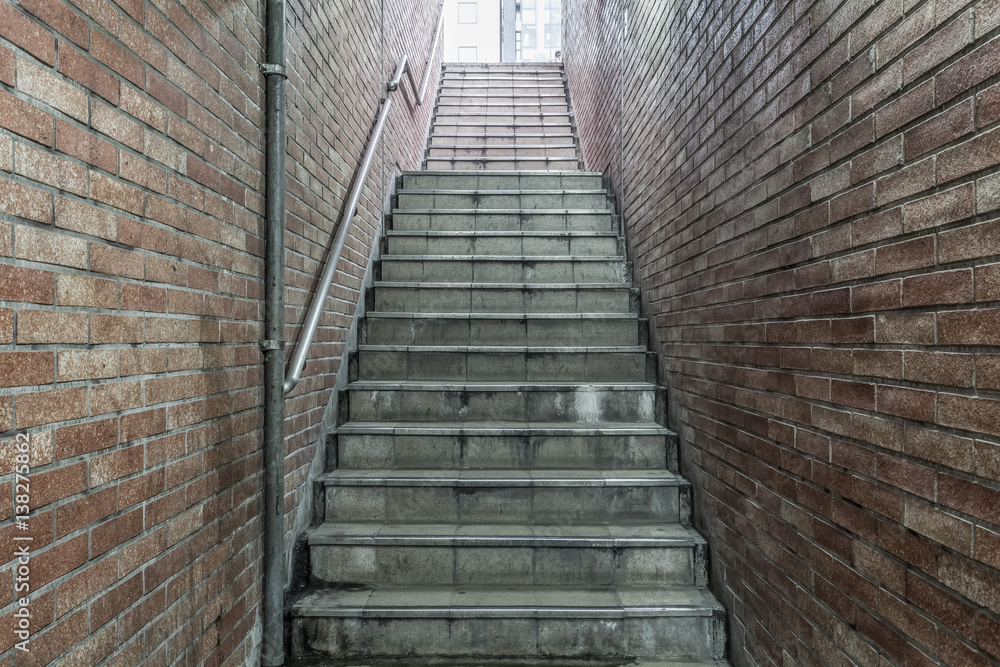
(308, 522, 703, 546)
(323, 469, 685, 486)
(382, 255, 621, 261)
(358, 345, 646, 352)
(393, 208, 612, 213)
(349, 380, 654, 389)
(375, 281, 630, 288)
(387, 230, 616, 236)
(337, 421, 671, 435)
(293, 585, 722, 618)
(365, 312, 637, 319)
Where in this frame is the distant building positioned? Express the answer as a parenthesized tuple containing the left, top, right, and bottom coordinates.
(443, 0, 561, 63)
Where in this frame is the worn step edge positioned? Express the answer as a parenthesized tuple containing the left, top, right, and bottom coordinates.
(336, 421, 673, 436)
(323, 469, 687, 488)
(308, 522, 703, 548)
(292, 585, 722, 619)
(358, 345, 646, 353)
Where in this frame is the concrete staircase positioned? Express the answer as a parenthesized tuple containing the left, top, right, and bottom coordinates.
(425, 63, 579, 171)
(290, 63, 727, 665)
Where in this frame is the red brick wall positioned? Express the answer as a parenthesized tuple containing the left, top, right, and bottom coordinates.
(0, 0, 438, 661)
(566, 1, 1000, 665)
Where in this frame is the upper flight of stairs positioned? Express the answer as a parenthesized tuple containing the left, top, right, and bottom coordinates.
(289, 64, 727, 666)
(425, 63, 580, 171)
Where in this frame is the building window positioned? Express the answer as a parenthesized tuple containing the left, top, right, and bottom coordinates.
(458, 46, 478, 62)
(457, 2, 477, 23)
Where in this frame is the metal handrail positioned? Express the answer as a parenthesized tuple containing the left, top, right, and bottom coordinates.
(283, 12, 443, 394)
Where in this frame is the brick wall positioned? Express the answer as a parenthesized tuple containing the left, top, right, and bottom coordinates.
(566, 1, 1000, 665)
(0, 0, 438, 661)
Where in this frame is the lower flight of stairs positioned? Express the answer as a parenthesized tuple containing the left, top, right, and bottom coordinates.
(425, 63, 580, 171)
(289, 171, 728, 665)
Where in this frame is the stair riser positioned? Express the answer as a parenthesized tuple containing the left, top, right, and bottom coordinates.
(392, 212, 615, 232)
(386, 236, 619, 256)
(373, 286, 636, 314)
(428, 147, 578, 158)
(347, 386, 661, 422)
(429, 135, 575, 146)
(397, 193, 609, 210)
(337, 433, 674, 470)
(311, 543, 698, 587)
(431, 123, 574, 134)
(356, 350, 653, 382)
(437, 95, 568, 104)
(424, 159, 581, 171)
(401, 174, 601, 190)
(362, 317, 641, 346)
(436, 106, 570, 115)
(380, 259, 626, 284)
(326, 484, 681, 524)
(293, 614, 717, 661)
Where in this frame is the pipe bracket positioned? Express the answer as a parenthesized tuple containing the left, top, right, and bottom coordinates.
(259, 63, 287, 78)
(261, 339, 285, 351)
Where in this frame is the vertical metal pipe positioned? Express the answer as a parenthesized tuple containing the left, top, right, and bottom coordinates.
(261, 0, 287, 661)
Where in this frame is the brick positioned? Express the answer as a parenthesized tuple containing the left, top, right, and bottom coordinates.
(875, 157, 935, 206)
(17, 57, 88, 122)
(90, 444, 143, 486)
(90, 313, 144, 344)
(55, 120, 117, 173)
(90, 242, 144, 278)
(936, 21, 1000, 102)
(55, 559, 117, 617)
(119, 152, 166, 192)
(147, 70, 186, 116)
(17, 144, 89, 199)
(979, 354, 1000, 391)
(120, 408, 166, 442)
(877, 385, 936, 422)
(90, 379, 142, 414)
(57, 42, 119, 104)
(0, 351, 54, 387)
(55, 417, 117, 458)
(91, 508, 143, 555)
(15, 224, 87, 268)
(938, 126, 1000, 184)
(121, 283, 167, 312)
(874, 235, 934, 275)
(120, 348, 168, 376)
(904, 98, 973, 161)
(90, 30, 144, 86)
(904, 9, 973, 84)
(56, 273, 117, 308)
(938, 394, 1000, 438)
(16, 309, 88, 344)
(901, 183, 974, 233)
(0, 1, 55, 65)
(91, 101, 144, 151)
(939, 218, 1000, 263)
(55, 486, 116, 537)
(0, 89, 53, 146)
(18, 0, 89, 47)
(902, 269, 973, 307)
(54, 196, 118, 241)
(119, 470, 164, 510)
(0, 178, 53, 223)
(16, 386, 87, 428)
(0, 309, 12, 343)
(938, 309, 1000, 345)
(119, 84, 167, 132)
(31, 462, 86, 507)
(0, 133, 11, 173)
(58, 349, 118, 381)
(90, 171, 144, 215)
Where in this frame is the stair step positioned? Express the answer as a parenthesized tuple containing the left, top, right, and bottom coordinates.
(323, 468, 688, 524)
(429, 134, 576, 146)
(335, 421, 676, 471)
(355, 345, 655, 382)
(392, 209, 615, 232)
(428, 146, 579, 158)
(308, 522, 705, 587)
(361, 313, 644, 346)
(291, 585, 725, 662)
(372, 282, 637, 314)
(425, 158, 582, 171)
(401, 170, 600, 185)
(346, 381, 662, 422)
(385, 230, 619, 256)
(380, 256, 626, 284)
(397, 191, 608, 210)
(431, 122, 575, 132)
